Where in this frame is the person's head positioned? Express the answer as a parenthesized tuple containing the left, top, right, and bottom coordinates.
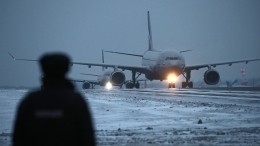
(39, 52, 71, 79)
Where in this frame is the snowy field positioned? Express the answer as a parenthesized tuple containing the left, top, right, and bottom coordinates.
(0, 88, 260, 146)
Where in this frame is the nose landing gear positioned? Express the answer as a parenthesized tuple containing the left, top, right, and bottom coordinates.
(168, 82, 175, 88)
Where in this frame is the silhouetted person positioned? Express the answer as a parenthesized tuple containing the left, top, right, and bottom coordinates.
(12, 53, 96, 146)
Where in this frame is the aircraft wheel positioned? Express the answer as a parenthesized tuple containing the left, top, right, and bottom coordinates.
(182, 82, 193, 88)
(182, 82, 187, 88)
(169, 83, 175, 88)
(135, 82, 140, 89)
(188, 82, 193, 88)
(125, 81, 134, 89)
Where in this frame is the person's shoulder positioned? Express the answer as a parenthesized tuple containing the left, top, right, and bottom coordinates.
(17, 88, 41, 108)
(22, 88, 46, 102)
(24, 88, 42, 98)
(70, 90, 86, 99)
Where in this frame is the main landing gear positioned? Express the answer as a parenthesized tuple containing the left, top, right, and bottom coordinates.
(182, 70, 193, 88)
(127, 71, 140, 89)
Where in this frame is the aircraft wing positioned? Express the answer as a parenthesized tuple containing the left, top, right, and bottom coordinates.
(72, 61, 150, 74)
(8, 52, 38, 62)
(9, 52, 150, 75)
(184, 58, 260, 71)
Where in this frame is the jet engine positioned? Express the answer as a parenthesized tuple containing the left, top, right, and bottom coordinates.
(82, 81, 91, 89)
(204, 69, 220, 85)
(125, 80, 134, 89)
(110, 71, 125, 86)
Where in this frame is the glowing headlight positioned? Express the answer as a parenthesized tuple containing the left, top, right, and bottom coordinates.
(105, 82, 112, 90)
(167, 73, 177, 83)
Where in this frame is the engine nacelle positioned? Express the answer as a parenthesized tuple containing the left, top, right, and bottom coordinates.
(110, 71, 125, 86)
(204, 69, 220, 85)
(82, 81, 91, 89)
(125, 80, 134, 89)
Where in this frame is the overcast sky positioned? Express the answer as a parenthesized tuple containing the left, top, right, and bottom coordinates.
(1, 0, 260, 87)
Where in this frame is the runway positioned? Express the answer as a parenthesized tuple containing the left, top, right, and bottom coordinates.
(0, 88, 260, 145)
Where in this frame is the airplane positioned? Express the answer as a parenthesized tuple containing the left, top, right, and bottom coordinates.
(8, 11, 260, 89)
(72, 75, 100, 89)
(72, 11, 260, 88)
(72, 71, 124, 90)
(77, 72, 148, 89)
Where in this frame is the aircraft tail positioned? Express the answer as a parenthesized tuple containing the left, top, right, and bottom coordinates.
(101, 11, 154, 58)
(147, 11, 154, 51)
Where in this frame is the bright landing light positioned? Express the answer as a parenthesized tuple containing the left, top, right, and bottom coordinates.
(167, 73, 177, 83)
(105, 82, 112, 90)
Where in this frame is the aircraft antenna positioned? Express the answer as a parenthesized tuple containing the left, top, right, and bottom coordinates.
(80, 73, 99, 77)
(180, 50, 193, 53)
(102, 49, 105, 71)
(147, 11, 154, 51)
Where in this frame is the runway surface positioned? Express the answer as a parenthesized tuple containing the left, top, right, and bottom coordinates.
(0, 88, 260, 145)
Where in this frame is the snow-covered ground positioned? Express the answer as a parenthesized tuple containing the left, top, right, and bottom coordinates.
(1, 88, 260, 145)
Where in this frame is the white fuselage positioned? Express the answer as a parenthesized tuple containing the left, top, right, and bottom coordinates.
(141, 49, 185, 80)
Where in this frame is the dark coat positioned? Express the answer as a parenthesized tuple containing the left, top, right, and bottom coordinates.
(12, 78, 96, 146)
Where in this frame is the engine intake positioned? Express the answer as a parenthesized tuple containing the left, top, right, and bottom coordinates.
(110, 71, 125, 86)
(204, 69, 220, 85)
(82, 81, 91, 89)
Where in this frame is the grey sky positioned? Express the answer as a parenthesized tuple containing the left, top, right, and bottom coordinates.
(1, 0, 260, 87)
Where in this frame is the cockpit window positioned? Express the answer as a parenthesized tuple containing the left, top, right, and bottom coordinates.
(165, 57, 179, 60)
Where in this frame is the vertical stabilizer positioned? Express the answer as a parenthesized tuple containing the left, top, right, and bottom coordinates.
(147, 11, 154, 51)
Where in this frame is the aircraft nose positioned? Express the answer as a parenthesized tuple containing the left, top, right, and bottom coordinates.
(164, 60, 179, 66)
(163, 60, 184, 69)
